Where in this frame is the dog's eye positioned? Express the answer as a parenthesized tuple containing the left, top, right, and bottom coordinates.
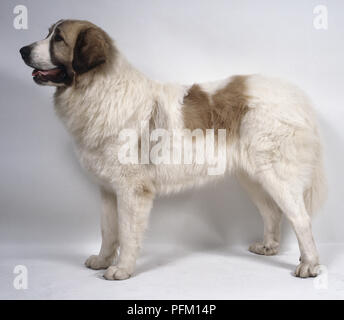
(54, 34, 63, 42)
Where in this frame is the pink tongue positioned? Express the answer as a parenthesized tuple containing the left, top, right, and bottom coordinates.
(32, 68, 60, 76)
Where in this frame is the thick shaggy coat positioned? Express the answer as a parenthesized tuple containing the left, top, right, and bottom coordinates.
(20, 20, 326, 280)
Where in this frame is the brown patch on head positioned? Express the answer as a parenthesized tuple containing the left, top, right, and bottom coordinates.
(49, 20, 116, 84)
(183, 75, 250, 141)
(72, 25, 113, 74)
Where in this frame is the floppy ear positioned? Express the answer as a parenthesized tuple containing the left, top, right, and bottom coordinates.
(72, 27, 109, 74)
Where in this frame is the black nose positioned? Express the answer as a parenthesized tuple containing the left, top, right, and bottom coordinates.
(20, 46, 31, 60)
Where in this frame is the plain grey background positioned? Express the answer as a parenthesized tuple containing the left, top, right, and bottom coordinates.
(0, 0, 343, 254)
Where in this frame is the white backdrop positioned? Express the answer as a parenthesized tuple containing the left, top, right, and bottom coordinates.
(0, 0, 343, 253)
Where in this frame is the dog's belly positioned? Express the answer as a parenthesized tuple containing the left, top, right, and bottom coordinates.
(77, 145, 226, 195)
(152, 163, 225, 195)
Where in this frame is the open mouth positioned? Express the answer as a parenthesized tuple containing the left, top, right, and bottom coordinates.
(32, 66, 67, 83)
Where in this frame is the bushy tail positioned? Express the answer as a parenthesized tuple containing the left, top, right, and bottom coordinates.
(304, 154, 327, 216)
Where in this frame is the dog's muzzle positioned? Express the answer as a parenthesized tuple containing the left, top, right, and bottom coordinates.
(20, 45, 32, 64)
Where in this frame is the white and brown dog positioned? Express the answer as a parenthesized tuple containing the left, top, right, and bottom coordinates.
(20, 19, 326, 280)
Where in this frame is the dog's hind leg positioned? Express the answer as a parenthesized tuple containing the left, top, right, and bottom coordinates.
(85, 186, 119, 270)
(237, 171, 282, 256)
(257, 170, 320, 278)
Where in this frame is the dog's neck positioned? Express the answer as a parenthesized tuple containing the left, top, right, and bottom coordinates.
(53, 52, 180, 150)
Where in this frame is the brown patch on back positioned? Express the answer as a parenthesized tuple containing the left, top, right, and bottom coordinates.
(183, 75, 250, 141)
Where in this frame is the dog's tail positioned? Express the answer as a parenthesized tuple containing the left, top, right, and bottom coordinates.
(303, 150, 327, 216)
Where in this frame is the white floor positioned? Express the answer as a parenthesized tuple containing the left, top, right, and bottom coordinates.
(1, 242, 343, 300)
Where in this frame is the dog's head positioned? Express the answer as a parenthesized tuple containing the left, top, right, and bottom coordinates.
(20, 19, 114, 86)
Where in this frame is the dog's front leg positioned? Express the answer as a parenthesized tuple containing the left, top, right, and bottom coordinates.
(85, 186, 119, 270)
(103, 183, 154, 280)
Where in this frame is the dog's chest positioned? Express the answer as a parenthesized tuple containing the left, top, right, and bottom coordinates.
(75, 145, 118, 187)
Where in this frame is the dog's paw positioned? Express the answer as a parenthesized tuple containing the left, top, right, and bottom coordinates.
(294, 262, 320, 278)
(249, 242, 279, 256)
(103, 266, 132, 280)
(85, 255, 112, 270)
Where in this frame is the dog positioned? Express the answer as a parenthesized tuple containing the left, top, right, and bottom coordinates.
(20, 19, 326, 280)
